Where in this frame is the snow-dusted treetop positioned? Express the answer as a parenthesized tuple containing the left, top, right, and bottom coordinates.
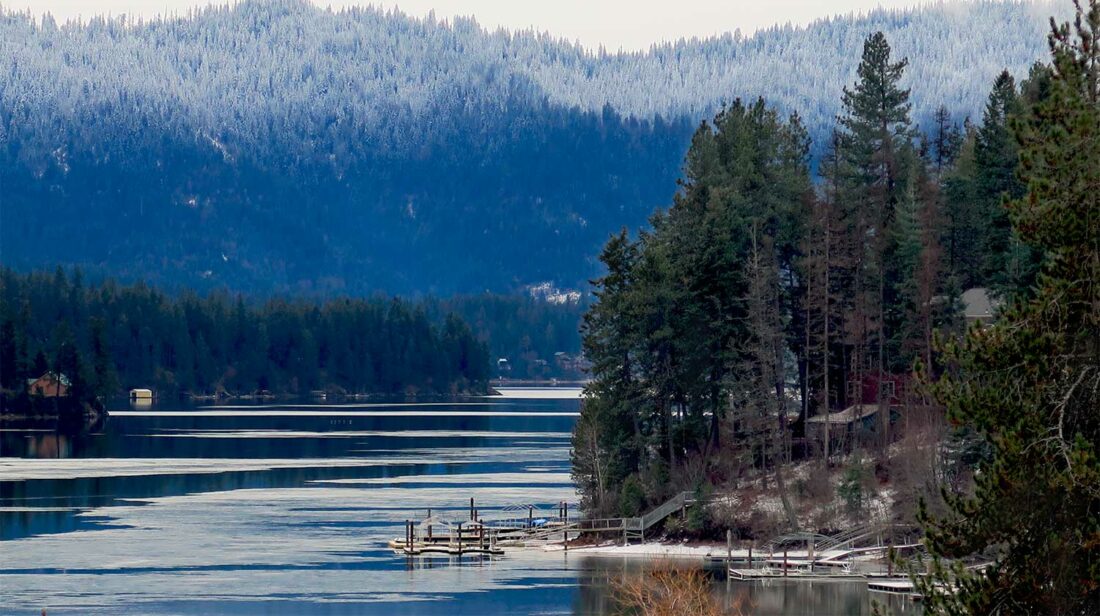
(0, 0, 1060, 157)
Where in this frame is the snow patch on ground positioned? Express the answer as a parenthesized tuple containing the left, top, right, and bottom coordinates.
(552, 542, 724, 557)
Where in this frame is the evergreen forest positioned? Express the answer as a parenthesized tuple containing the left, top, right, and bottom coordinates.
(0, 0, 1062, 295)
(572, 2, 1098, 612)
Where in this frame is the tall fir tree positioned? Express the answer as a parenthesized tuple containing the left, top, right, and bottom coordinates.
(930, 105, 964, 178)
(942, 123, 984, 289)
(574, 229, 644, 514)
(836, 31, 917, 448)
(0, 316, 19, 390)
(973, 70, 1037, 298)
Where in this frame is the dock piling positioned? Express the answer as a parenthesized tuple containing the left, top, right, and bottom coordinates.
(808, 538, 814, 574)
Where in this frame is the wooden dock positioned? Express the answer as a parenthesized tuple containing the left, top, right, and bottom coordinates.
(388, 493, 701, 558)
(392, 511, 507, 556)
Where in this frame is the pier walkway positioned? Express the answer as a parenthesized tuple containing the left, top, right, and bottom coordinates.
(390, 491, 699, 554)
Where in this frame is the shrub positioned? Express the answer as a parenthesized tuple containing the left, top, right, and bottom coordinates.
(619, 475, 647, 517)
(612, 560, 744, 616)
(837, 462, 870, 516)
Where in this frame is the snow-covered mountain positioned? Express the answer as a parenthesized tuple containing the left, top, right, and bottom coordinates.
(0, 0, 1064, 293)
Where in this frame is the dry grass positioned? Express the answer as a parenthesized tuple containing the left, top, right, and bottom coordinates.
(611, 560, 748, 616)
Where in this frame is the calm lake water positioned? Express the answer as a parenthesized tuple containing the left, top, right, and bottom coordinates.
(0, 388, 918, 615)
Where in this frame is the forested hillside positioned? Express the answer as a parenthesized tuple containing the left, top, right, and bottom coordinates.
(573, 28, 1051, 526)
(0, 0, 1060, 294)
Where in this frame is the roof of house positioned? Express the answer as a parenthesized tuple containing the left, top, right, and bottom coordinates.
(806, 404, 880, 425)
(962, 287, 995, 320)
(26, 372, 72, 387)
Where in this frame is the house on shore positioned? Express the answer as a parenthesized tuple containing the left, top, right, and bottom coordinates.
(805, 404, 881, 442)
(26, 372, 71, 397)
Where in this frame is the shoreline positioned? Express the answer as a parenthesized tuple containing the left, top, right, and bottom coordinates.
(545, 540, 745, 559)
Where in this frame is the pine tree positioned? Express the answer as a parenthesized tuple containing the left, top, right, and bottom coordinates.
(0, 317, 18, 391)
(942, 124, 984, 289)
(930, 105, 963, 177)
(52, 322, 89, 404)
(806, 130, 849, 461)
(88, 317, 118, 398)
(574, 229, 643, 514)
(31, 350, 49, 378)
(889, 165, 927, 368)
(973, 70, 1037, 298)
(917, 2, 1100, 611)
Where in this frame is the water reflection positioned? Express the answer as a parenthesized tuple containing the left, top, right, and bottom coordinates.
(22, 432, 73, 459)
(574, 558, 920, 616)
(0, 392, 922, 614)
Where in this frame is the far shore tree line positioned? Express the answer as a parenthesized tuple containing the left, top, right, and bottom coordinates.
(573, 1, 1097, 613)
(0, 267, 595, 408)
(0, 268, 495, 403)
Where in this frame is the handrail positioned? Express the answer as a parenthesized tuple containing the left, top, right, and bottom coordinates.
(640, 491, 695, 530)
(569, 491, 696, 533)
(500, 490, 700, 542)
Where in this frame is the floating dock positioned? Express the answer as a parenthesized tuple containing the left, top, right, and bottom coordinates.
(393, 543, 504, 556)
(729, 567, 866, 580)
(719, 528, 937, 598)
(868, 579, 923, 599)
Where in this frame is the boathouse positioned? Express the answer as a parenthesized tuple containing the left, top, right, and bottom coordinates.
(129, 388, 154, 400)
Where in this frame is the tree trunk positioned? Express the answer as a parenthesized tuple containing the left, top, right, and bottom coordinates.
(773, 434, 799, 530)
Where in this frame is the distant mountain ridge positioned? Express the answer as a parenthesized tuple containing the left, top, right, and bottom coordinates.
(0, 0, 1062, 294)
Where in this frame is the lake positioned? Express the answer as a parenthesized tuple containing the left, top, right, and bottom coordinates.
(0, 388, 918, 615)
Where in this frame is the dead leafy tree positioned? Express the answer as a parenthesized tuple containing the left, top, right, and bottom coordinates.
(728, 221, 798, 530)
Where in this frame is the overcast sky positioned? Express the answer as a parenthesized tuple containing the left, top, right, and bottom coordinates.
(4, 0, 971, 51)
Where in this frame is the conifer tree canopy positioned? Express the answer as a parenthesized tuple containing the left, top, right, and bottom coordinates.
(917, 1, 1100, 612)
